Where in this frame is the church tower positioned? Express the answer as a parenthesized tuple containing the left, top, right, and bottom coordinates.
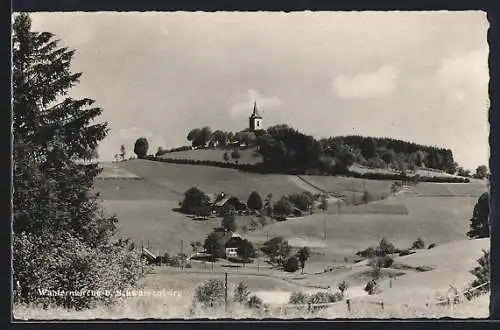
(249, 101, 263, 131)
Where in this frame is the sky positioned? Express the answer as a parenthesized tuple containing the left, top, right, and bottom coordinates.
(26, 11, 489, 170)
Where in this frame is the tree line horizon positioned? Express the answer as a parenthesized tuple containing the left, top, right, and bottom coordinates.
(129, 125, 488, 179)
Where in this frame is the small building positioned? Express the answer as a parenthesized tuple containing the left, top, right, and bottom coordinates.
(249, 101, 263, 131)
(212, 195, 247, 216)
(212, 229, 244, 258)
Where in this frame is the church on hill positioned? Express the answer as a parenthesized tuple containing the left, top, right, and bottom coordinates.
(249, 101, 263, 131)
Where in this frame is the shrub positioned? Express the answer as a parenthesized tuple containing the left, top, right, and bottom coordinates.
(338, 280, 349, 296)
(428, 243, 438, 249)
(13, 232, 143, 309)
(233, 282, 251, 304)
(356, 247, 377, 259)
(465, 249, 490, 300)
(411, 238, 426, 250)
(364, 279, 380, 295)
(398, 249, 415, 257)
(246, 294, 263, 309)
(369, 255, 394, 269)
(284, 255, 300, 273)
(415, 265, 434, 272)
(307, 291, 343, 312)
(231, 150, 241, 160)
(194, 279, 226, 307)
(289, 292, 308, 305)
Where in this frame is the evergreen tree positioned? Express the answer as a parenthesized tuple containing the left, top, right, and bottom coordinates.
(247, 191, 263, 211)
(467, 192, 490, 239)
(12, 13, 142, 308)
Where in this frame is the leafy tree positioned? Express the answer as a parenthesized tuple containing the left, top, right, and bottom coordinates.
(197, 126, 212, 147)
(233, 282, 251, 304)
(237, 239, 256, 259)
(287, 192, 314, 212)
(134, 137, 149, 158)
(264, 193, 273, 217)
(247, 191, 264, 211)
(260, 236, 291, 266)
(319, 195, 328, 212)
(411, 238, 425, 250)
(180, 187, 211, 216)
(187, 128, 201, 143)
(273, 196, 293, 219)
(12, 14, 142, 308)
(381, 149, 396, 165)
(210, 130, 228, 148)
(221, 212, 237, 232)
(376, 238, 397, 256)
(203, 232, 225, 258)
(296, 247, 310, 274)
(284, 255, 300, 272)
(194, 279, 225, 307)
(361, 137, 377, 159)
(119, 144, 126, 161)
(467, 192, 490, 239)
(475, 165, 489, 179)
(223, 152, 230, 162)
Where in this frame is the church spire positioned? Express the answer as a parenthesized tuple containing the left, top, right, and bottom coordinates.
(250, 100, 262, 118)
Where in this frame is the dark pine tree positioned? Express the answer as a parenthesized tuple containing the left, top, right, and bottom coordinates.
(467, 192, 490, 239)
(247, 191, 264, 211)
(12, 13, 142, 308)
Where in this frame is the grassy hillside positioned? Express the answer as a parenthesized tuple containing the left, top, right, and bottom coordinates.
(243, 190, 484, 262)
(119, 159, 312, 201)
(94, 160, 487, 260)
(159, 147, 263, 165)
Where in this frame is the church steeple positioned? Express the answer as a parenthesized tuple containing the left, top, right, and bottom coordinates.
(250, 100, 262, 119)
(249, 100, 263, 131)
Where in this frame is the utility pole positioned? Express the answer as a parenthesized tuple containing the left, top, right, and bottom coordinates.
(181, 240, 184, 271)
(224, 272, 228, 312)
(323, 215, 326, 240)
(141, 240, 144, 275)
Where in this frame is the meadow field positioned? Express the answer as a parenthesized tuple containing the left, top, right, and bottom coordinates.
(16, 160, 489, 320)
(159, 147, 263, 165)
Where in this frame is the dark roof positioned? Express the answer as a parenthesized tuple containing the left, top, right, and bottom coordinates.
(215, 196, 232, 207)
(214, 230, 243, 246)
(249, 101, 262, 119)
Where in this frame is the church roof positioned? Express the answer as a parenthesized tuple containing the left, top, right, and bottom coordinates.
(249, 101, 262, 119)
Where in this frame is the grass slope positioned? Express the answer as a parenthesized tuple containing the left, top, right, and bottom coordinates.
(159, 147, 262, 165)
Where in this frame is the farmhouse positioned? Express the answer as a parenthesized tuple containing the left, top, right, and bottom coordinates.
(212, 228, 244, 258)
(210, 193, 248, 216)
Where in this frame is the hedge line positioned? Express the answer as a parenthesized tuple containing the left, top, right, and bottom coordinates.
(142, 156, 470, 183)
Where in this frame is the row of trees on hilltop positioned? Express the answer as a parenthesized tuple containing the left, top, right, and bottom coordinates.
(154, 124, 483, 177)
(12, 14, 142, 309)
(186, 127, 260, 149)
(319, 135, 457, 174)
